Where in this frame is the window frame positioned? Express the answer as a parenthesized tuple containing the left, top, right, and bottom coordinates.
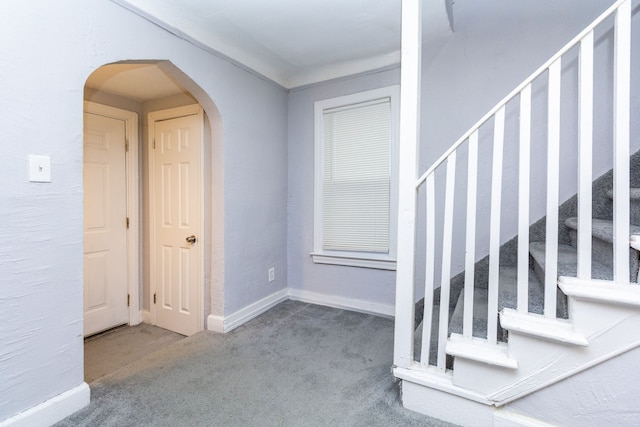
(311, 85, 400, 270)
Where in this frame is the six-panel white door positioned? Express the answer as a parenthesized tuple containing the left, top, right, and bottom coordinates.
(152, 109, 203, 336)
(83, 112, 129, 336)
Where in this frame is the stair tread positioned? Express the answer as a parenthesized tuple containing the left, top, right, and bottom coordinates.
(559, 276, 640, 306)
(605, 187, 640, 201)
(449, 267, 545, 340)
(446, 333, 518, 369)
(565, 217, 640, 244)
(529, 241, 613, 281)
(500, 308, 588, 346)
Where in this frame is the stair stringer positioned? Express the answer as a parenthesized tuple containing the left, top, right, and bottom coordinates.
(448, 285, 640, 406)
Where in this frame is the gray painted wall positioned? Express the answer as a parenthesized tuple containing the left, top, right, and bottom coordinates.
(0, 1, 287, 420)
(287, 68, 401, 310)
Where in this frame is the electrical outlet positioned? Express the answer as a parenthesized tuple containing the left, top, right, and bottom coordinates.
(268, 267, 275, 282)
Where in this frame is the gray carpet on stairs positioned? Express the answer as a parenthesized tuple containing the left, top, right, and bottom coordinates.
(57, 300, 454, 427)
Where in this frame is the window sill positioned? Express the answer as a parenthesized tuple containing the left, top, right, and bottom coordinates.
(310, 252, 396, 271)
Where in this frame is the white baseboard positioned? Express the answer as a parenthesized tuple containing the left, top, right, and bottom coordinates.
(129, 310, 143, 326)
(141, 309, 151, 324)
(0, 383, 90, 427)
(401, 380, 494, 427)
(206, 288, 394, 334)
(288, 288, 395, 318)
(207, 288, 289, 333)
(207, 313, 224, 332)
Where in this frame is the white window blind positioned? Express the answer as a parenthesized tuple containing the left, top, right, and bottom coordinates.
(322, 98, 391, 253)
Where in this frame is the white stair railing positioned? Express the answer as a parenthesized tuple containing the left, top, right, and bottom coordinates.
(394, 0, 633, 372)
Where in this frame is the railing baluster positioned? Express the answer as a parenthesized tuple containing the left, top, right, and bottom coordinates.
(395, 0, 631, 382)
(613, 0, 631, 284)
(437, 153, 456, 370)
(420, 174, 436, 366)
(545, 59, 561, 318)
(463, 132, 478, 337)
(488, 106, 505, 344)
(518, 85, 532, 313)
(577, 31, 594, 281)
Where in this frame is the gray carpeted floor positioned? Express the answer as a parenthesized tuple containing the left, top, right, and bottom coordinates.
(58, 300, 455, 426)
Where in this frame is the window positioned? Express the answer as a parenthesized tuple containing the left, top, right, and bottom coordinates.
(312, 86, 399, 270)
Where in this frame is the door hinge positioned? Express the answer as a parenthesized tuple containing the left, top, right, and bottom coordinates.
(153, 138, 156, 149)
(126, 217, 130, 229)
(127, 294, 130, 307)
(154, 293, 157, 304)
(125, 139, 129, 152)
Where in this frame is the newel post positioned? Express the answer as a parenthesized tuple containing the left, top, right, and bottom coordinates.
(393, 0, 422, 368)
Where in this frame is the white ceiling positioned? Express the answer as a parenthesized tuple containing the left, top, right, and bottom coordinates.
(111, 0, 453, 89)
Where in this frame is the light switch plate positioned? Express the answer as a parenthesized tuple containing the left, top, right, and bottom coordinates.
(29, 155, 51, 182)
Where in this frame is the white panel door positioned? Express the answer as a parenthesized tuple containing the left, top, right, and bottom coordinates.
(152, 111, 202, 336)
(84, 112, 129, 336)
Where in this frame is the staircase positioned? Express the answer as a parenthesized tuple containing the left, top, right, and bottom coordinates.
(393, 1, 640, 425)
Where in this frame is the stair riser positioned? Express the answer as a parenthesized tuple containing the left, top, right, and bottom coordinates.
(568, 230, 639, 282)
(606, 193, 640, 225)
(528, 260, 569, 318)
(632, 199, 640, 225)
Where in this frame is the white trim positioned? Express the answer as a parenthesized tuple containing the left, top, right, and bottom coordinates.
(446, 334, 518, 369)
(288, 52, 400, 89)
(544, 59, 561, 318)
(577, 31, 594, 281)
(83, 102, 142, 328)
(437, 152, 457, 368)
(500, 309, 588, 346)
(487, 106, 505, 342)
(394, 0, 421, 369)
(313, 85, 400, 269)
(288, 288, 395, 318)
(208, 289, 395, 334)
(613, 0, 631, 284)
(517, 86, 531, 311)
(464, 131, 478, 334)
(310, 252, 396, 270)
(494, 409, 556, 427)
(394, 366, 491, 405)
(0, 383, 89, 427)
(206, 314, 224, 333)
(400, 379, 495, 426)
(558, 276, 640, 306)
(207, 289, 289, 333)
(141, 309, 151, 324)
(148, 104, 205, 333)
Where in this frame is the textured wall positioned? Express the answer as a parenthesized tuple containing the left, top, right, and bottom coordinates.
(287, 68, 401, 311)
(0, 1, 288, 420)
(508, 346, 640, 426)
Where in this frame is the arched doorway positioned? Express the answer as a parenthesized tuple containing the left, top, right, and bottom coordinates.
(83, 61, 224, 339)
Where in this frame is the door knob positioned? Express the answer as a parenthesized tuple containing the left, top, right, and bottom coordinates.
(186, 235, 197, 244)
